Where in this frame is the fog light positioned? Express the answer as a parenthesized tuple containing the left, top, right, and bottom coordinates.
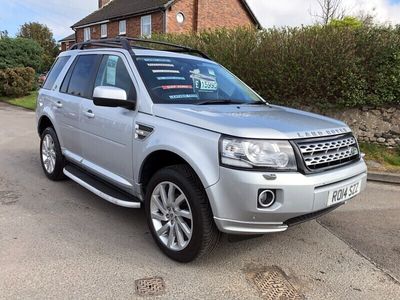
(258, 190, 276, 208)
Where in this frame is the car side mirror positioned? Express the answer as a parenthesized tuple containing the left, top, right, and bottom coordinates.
(93, 86, 136, 110)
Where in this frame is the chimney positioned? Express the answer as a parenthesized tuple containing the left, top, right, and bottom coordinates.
(98, 0, 111, 9)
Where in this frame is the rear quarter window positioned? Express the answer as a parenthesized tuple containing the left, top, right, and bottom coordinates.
(42, 56, 71, 90)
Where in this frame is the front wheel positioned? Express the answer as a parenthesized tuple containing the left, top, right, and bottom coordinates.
(145, 165, 220, 263)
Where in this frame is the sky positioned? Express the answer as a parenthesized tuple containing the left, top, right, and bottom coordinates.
(1, 0, 400, 41)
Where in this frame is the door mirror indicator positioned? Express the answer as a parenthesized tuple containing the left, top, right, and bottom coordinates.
(93, 86, 135, 109)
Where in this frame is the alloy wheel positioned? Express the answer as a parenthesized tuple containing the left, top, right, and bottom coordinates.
(150, 181, 193, 251)
(41, 134, 56, 174)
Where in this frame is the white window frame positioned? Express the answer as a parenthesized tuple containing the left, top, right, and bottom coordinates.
(141, 15, 152, 38)
(83, 27, 91, 41)
(119, 20, 126, 35)
(101, 23, 107, 38)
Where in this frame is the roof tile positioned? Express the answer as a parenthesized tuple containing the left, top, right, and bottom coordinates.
(72, 0, 171, 28)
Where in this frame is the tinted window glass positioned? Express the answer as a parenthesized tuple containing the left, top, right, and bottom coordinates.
(95, 55, 136, 100)
(43, 56, 70, 90)
(60, 58, 77, 94)
(67, 55, 100, 98)
(135, 56, 263, 104)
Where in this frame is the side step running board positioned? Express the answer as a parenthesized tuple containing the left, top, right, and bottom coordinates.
(63, 165, 141, 208)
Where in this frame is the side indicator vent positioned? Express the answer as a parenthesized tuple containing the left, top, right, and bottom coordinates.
(135, 123, 154, 140)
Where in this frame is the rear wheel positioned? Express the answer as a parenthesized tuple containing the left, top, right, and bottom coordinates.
(40, 127, 66, 181)
(145, 164, 220, 262)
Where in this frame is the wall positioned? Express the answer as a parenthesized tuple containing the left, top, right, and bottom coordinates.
(61, 40, 75, 51)
(167, 0, 196, 33)
(197, 0, 254, 30)
(307, 106, 400, 147)
(75, 12, 165, 43)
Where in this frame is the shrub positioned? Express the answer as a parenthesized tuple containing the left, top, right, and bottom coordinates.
(152, 25, 400, 109)
(329, 17, 363, 28)
(0, 37, 44, 71)
(0, 67, 36, 97)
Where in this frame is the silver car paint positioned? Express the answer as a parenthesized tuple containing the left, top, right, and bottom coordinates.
(152, 104, 351, 140)
(36, 48, 368, 235)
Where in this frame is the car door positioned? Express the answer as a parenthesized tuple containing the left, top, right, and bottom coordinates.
(57, 54, 103, 164)
(80, 53, 137, 191)
(39, 55, 75, 152)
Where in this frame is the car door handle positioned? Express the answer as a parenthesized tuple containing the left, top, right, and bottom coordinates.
(55, 101, 63, 108)
(84, 110, 95, 118)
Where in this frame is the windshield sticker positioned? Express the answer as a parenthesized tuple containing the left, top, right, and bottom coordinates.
(190, 69, 218, 92)
(162, 85, 193, 90)
(157, 76, 186, 81)
(138, 58, 172, 63)
(147, 63, 175, 67)
(169, 94, 199, 100)
(152, 70, 180, 74)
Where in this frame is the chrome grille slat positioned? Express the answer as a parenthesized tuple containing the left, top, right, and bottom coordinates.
(296, 134, 359, 171)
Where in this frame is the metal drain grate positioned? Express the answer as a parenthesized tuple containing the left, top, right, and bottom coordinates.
(135, 277, 165, 297)
(246, 266, 303, 300)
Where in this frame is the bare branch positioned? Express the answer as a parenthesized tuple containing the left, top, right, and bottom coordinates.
(314, 0, 345, 25)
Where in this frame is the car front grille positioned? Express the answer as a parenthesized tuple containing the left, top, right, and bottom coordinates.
(294, 134, 360, 172)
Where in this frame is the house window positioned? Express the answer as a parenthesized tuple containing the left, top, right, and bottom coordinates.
(119, 20, 126, 35)
(176, 12, 185, 24)
(141, 15, 152, 38)
(101, 24, 107, 38)
(84, 27, 91, 41)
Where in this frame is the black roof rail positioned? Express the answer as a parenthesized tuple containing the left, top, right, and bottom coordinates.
(69, 37, 210, 59)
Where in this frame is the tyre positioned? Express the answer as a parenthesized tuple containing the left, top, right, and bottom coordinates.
(40, 127, 66, 181)
(145, 164, 220, 263)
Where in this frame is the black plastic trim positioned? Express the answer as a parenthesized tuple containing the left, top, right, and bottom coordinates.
(64, 164, 140, 203)
(285, 203, 344, 227)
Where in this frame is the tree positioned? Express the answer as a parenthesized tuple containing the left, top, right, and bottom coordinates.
(0, 30, 8, 39)
(0, 38, 44, 71)
(315, 0, 345, 25)
(17, 22, 59, 71)
(329, 16, 363, 28)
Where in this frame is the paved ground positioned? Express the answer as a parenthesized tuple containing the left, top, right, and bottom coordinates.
(0, 102, 399, 299)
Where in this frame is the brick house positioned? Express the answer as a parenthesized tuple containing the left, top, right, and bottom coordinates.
(60, 0, 260, 50)
(59, 33, 76, 51)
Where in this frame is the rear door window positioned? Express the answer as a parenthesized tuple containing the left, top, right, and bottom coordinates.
(42, 56, 70, 90)
(66, 55, 102, 99)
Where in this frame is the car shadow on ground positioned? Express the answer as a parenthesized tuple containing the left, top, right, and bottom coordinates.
(3, 146, 311, 267)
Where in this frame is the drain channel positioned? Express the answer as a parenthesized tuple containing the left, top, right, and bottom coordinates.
(135, 277, 165, 297)
(246, 266, 303, 300)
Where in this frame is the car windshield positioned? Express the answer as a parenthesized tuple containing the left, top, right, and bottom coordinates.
(135, 56, 264, 105)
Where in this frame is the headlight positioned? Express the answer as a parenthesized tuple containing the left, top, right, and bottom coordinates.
(220, 137, 297, 171)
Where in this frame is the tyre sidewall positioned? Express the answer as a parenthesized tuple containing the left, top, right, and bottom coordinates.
(40, 127, 65, 181)
(145, 166, 209, 263)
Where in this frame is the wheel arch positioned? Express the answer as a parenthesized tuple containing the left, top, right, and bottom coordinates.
(37, 115, 54, 136)
(139, 150, 207, 195)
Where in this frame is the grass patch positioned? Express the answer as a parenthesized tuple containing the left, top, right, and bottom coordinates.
(0, 91, 38, 110)
(360, 142, 400, 172)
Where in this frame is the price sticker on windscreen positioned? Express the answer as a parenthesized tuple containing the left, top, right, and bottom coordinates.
(191, 69, 218, 92)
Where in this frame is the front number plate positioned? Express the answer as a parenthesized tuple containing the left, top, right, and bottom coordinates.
(327, 180, 361, 207)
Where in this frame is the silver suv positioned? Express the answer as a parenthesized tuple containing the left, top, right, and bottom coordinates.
(36, 38, 367, 262)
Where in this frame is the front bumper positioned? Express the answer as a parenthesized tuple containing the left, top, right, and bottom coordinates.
(206, 159, 367, 234)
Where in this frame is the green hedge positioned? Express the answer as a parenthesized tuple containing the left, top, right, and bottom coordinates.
(152, 26, 400, 108)
(0, 37, 44, 71)
(0, 67, 36, 97)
